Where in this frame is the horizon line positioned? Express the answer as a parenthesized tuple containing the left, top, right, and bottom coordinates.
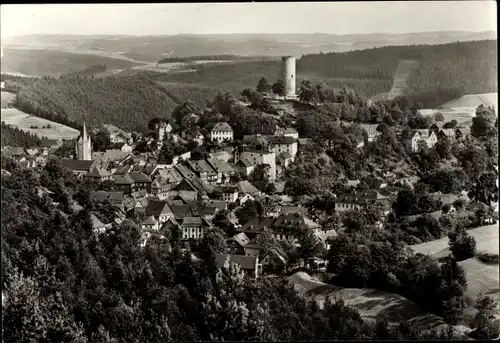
(1, 29, 496, 39)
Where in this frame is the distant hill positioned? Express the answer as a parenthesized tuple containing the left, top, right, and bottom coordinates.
(2, 31, 496, 63)
(0, 48, 142, 77)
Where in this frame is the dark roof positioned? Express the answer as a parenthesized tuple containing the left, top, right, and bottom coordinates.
(267, 136, 297, 144)
(235, 181, 260, 194)
(238, 214, 321, 234)
(187, 160, 217, 175)
(207, 158, 235, 174)
(142, 216, 158, 225)
(112, 173, 135, 184)
(87, 166, 112, 178)
(336, 190, 389, 205)
(169, 204, 193, 219)
(235, 158, 253, 168)
(215, 253, 257, 271)
(39, 139, 60, 148)
(130, 172, 152, 183)
(89, 191, 125, 204)
(60, 159, 97, 172)
(145, 200, 172, 217)
(182, 216, 203, 227)
(211, 122, 233, 132)
(280, 206, 308, 216)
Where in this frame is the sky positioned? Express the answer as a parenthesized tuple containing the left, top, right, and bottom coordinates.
(0, 1, 497, 37)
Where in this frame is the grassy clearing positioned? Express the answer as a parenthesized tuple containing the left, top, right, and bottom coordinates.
(1, 108, 79, 140)
(440, 92, 498, 111)
(288, 272, 446, 330)
(1, 91, 16, 109)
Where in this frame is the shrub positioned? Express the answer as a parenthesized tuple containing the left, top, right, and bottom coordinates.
(448, 228, 477, 261)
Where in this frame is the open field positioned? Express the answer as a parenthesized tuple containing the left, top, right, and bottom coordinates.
(409, 224, 499, 304)
(439, 92, 498, 112)
(409, 224, 499, 257)
(288, 272, 447, 330)
(1, 107, 80, 140)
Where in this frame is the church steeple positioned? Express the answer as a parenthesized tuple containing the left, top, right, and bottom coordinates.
(76, 122, 92, 160)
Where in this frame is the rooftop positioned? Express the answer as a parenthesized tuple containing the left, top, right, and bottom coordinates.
(211, 122, 233, 132)
(215, 253, 258, 271)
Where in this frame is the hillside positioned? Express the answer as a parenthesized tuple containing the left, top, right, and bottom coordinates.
(154, 40, 496, 100)
(1, 48, 143, 77)
(10, 76, 225, 131)
(3, 31, 496, 63)
(409, 224, 499, 305)
(0, 121, 44, 148)
(288, 272, 469, 337)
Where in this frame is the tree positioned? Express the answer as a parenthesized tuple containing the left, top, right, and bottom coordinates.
(271, 79, 285, 98)
(256, 77, 271, 94)
(443, 119, 458, 129)
(298, 80, 318, 104)
(472, 105, 496, 138)
(235, 200, 264, 225)
(468, 171, 499, 206)
(448, 228, 476, 261)
(434, 112, 445, 122)
(296, 227, 325, 263)
(470, 294, 500, 339)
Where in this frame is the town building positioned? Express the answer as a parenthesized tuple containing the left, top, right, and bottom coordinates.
(215, 253, 260, 279)
(267, 136, 298, 161)
(210, 122, 234, 142)
(239, 150, 276, 181)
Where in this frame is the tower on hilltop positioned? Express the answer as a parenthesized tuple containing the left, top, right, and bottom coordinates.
(76, 122, 92, 160)
(282, 56, 296, 97)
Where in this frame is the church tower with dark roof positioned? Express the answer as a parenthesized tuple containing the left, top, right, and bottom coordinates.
(76, 122, 92, 160)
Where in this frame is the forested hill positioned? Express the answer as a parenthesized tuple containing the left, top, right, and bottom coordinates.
(299, 40, 497, 95)
(6, 76, 222, 132)
(158, 39, 497, 99)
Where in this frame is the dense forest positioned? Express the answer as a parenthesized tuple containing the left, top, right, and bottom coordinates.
(5, 76, 223, 132)
(0, 121, 45, 148)
(159, 40, 496, 101)
(2, 157, 476, 342)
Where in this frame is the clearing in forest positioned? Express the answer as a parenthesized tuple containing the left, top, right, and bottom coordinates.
(387, 60, 420, 100)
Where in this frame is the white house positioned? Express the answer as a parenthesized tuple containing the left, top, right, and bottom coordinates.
(210, 122, 234, 142)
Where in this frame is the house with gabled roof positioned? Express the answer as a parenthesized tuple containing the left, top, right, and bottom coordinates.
(227, 232, 250, 255)
(130, 172, 152, 193)
(207, 157, 235, 184)
(145, 199, 174, 224)
(438, 128, 457, 142)
(210, 122, 233, 142)
(360, 124, 381, 143)
(187, 160, 219, 184)
(236, 213, 322, 241)
(60, 159, 99, 179)
(234, 157, 255, 177)
(112, 173, 135, 195)
(40, 139, 61, 149)
(180, 216, 212, 240)
(89, 191, 125, 211)
(86, 166, 112, 182)
(335, 190, 390, 213)
(151, 179, 171, 200)
(267, 135, 298, 160)
(103, 124, 132, 143)
(235, 180, 261, 197)
(215, 253, 260, 279)
(141, 216, 159, 231)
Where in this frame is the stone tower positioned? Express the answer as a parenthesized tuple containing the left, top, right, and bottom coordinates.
(282, 56, 296, 97)
(76, 122, 92, 160)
